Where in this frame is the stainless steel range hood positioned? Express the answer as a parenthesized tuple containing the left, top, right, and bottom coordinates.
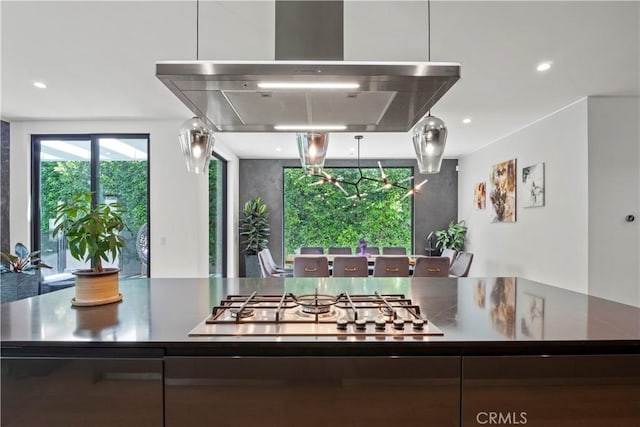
(156, 60, 460, 132)
(156, 1, 460, 133)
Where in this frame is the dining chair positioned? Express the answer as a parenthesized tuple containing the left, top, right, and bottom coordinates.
(258, 250, 292, 278)
(294, 256, 330, 277)
(327, 247, 352, 255)
(299, 246, 324, 254)
(449, 251, 474, 277)
(412, 256, 450, 278)
(367, 247, 380, 255)
(332, 256, 369, 277)
(441, 248, 458, 267)
(382, 246, 407, 255)
(372, 256, 410, 277)
(262, 248, 293, 276)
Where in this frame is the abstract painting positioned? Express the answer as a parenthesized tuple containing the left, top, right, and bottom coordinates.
(489, 159, 517, 222)
(474, 182, 486, 210)
(522, 162, 545, 208)
(518, 293, 544, 339)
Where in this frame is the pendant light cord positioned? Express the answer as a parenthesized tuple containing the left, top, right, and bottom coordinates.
(427, 0, 431, 62)
(196, 0, 200, 61)
(427, 0, 431, 116)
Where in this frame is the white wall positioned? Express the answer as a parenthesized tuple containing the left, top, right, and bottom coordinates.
(9, 119, 239, 278)
(458, 98, 590, 294)
(587, 97, 640, 306)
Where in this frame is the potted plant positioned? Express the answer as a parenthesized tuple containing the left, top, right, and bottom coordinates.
(53, 193, 126, 306)
(434, 220, 468, 251)
(239, 197, 270, 277)
(1, 243, 51, 303)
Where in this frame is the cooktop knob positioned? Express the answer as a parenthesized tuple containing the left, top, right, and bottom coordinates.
(355, 319, 367, 331)
(374, 318, 386, 330)
(336, 319, 348, 330)
(393, 319, 405, 330)
(412, 318, 425, 330)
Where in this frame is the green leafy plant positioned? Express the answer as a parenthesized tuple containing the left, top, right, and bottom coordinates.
(240, 197, 270, 255)
(0, 243, 51, 273)
(434, 220, 468, 251)
(53, 193, 127, 273)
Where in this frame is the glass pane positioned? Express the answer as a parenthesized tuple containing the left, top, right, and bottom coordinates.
(98, 137, 149, 278)
(209, 158, 224, 276)
(39, 139, 92, 277)
(283, 167, 413, 256)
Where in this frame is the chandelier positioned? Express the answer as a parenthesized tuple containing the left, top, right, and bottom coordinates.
(299, 134, 428, 200)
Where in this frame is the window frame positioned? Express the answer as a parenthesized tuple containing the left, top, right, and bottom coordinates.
(31, 133, 151, 274)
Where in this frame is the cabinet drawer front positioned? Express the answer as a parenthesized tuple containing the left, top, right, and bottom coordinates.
(462, 355, 640, 427)
(1, 357, 163, 427)
(165, 356, 460, 427)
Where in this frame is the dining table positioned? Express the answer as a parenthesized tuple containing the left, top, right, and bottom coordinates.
(285, 254, 418, 266)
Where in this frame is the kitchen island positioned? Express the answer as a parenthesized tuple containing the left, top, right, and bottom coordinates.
(2, 277, 639, 426)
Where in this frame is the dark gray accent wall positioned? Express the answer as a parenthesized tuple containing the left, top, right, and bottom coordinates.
(1, 121, 9, 255)
(238, 158, 458, 276)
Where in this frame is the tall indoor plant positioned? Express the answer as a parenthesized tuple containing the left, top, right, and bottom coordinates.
(239, 197, 270, 277)
(434, 220, 468, 251)
(54, 192, 126, 306)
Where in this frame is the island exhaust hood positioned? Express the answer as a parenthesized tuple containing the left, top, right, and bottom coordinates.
(156, 1, 460, 133)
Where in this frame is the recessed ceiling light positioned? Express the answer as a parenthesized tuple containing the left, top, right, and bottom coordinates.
(462, 118, 472, 124)
(33, 81, 47, 89)
(536, 62, 552, 72)
(275, 147, 282, 152)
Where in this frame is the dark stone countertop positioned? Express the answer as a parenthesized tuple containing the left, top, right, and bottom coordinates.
(1, 277, 639, 356)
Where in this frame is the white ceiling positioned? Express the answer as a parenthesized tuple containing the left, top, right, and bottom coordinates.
(2, 1, 638, 160)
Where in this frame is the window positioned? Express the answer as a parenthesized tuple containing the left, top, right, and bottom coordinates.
(209, 153, 227, 277)
(283, 167, 414, 255)
(32, 134, 149, 279)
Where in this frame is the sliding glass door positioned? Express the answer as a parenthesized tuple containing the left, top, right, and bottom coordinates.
(32, 134, 149, 279)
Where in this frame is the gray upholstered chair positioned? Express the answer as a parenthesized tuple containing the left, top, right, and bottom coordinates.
(441, 248, 457, 267)
(299, 246, 324, 254)
(372, 256, 410, 277)
(262, 248, 293, 276)
(294, 256, 330, 277)
(382, 246, 407, 255)
(412, 256, 450, 278)
(327, 247, 352, 255)
(258, 250, 292, 278)
(332, 256, 369, 277)
(449, 252, 473, 277)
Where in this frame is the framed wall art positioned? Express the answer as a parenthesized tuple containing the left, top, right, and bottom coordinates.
(522, 162, 545, 208)
(474, 182, 486, 210)
(489, 159, 517, 222)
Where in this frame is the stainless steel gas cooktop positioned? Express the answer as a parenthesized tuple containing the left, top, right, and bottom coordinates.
(189, 291, 443, 337)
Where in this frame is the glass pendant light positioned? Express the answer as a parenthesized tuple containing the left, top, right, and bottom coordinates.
(412, 0, 448, 174)
(412, 114, 448, 174)
(297, 132, 329, 175)
(178, 117, 215, 174)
